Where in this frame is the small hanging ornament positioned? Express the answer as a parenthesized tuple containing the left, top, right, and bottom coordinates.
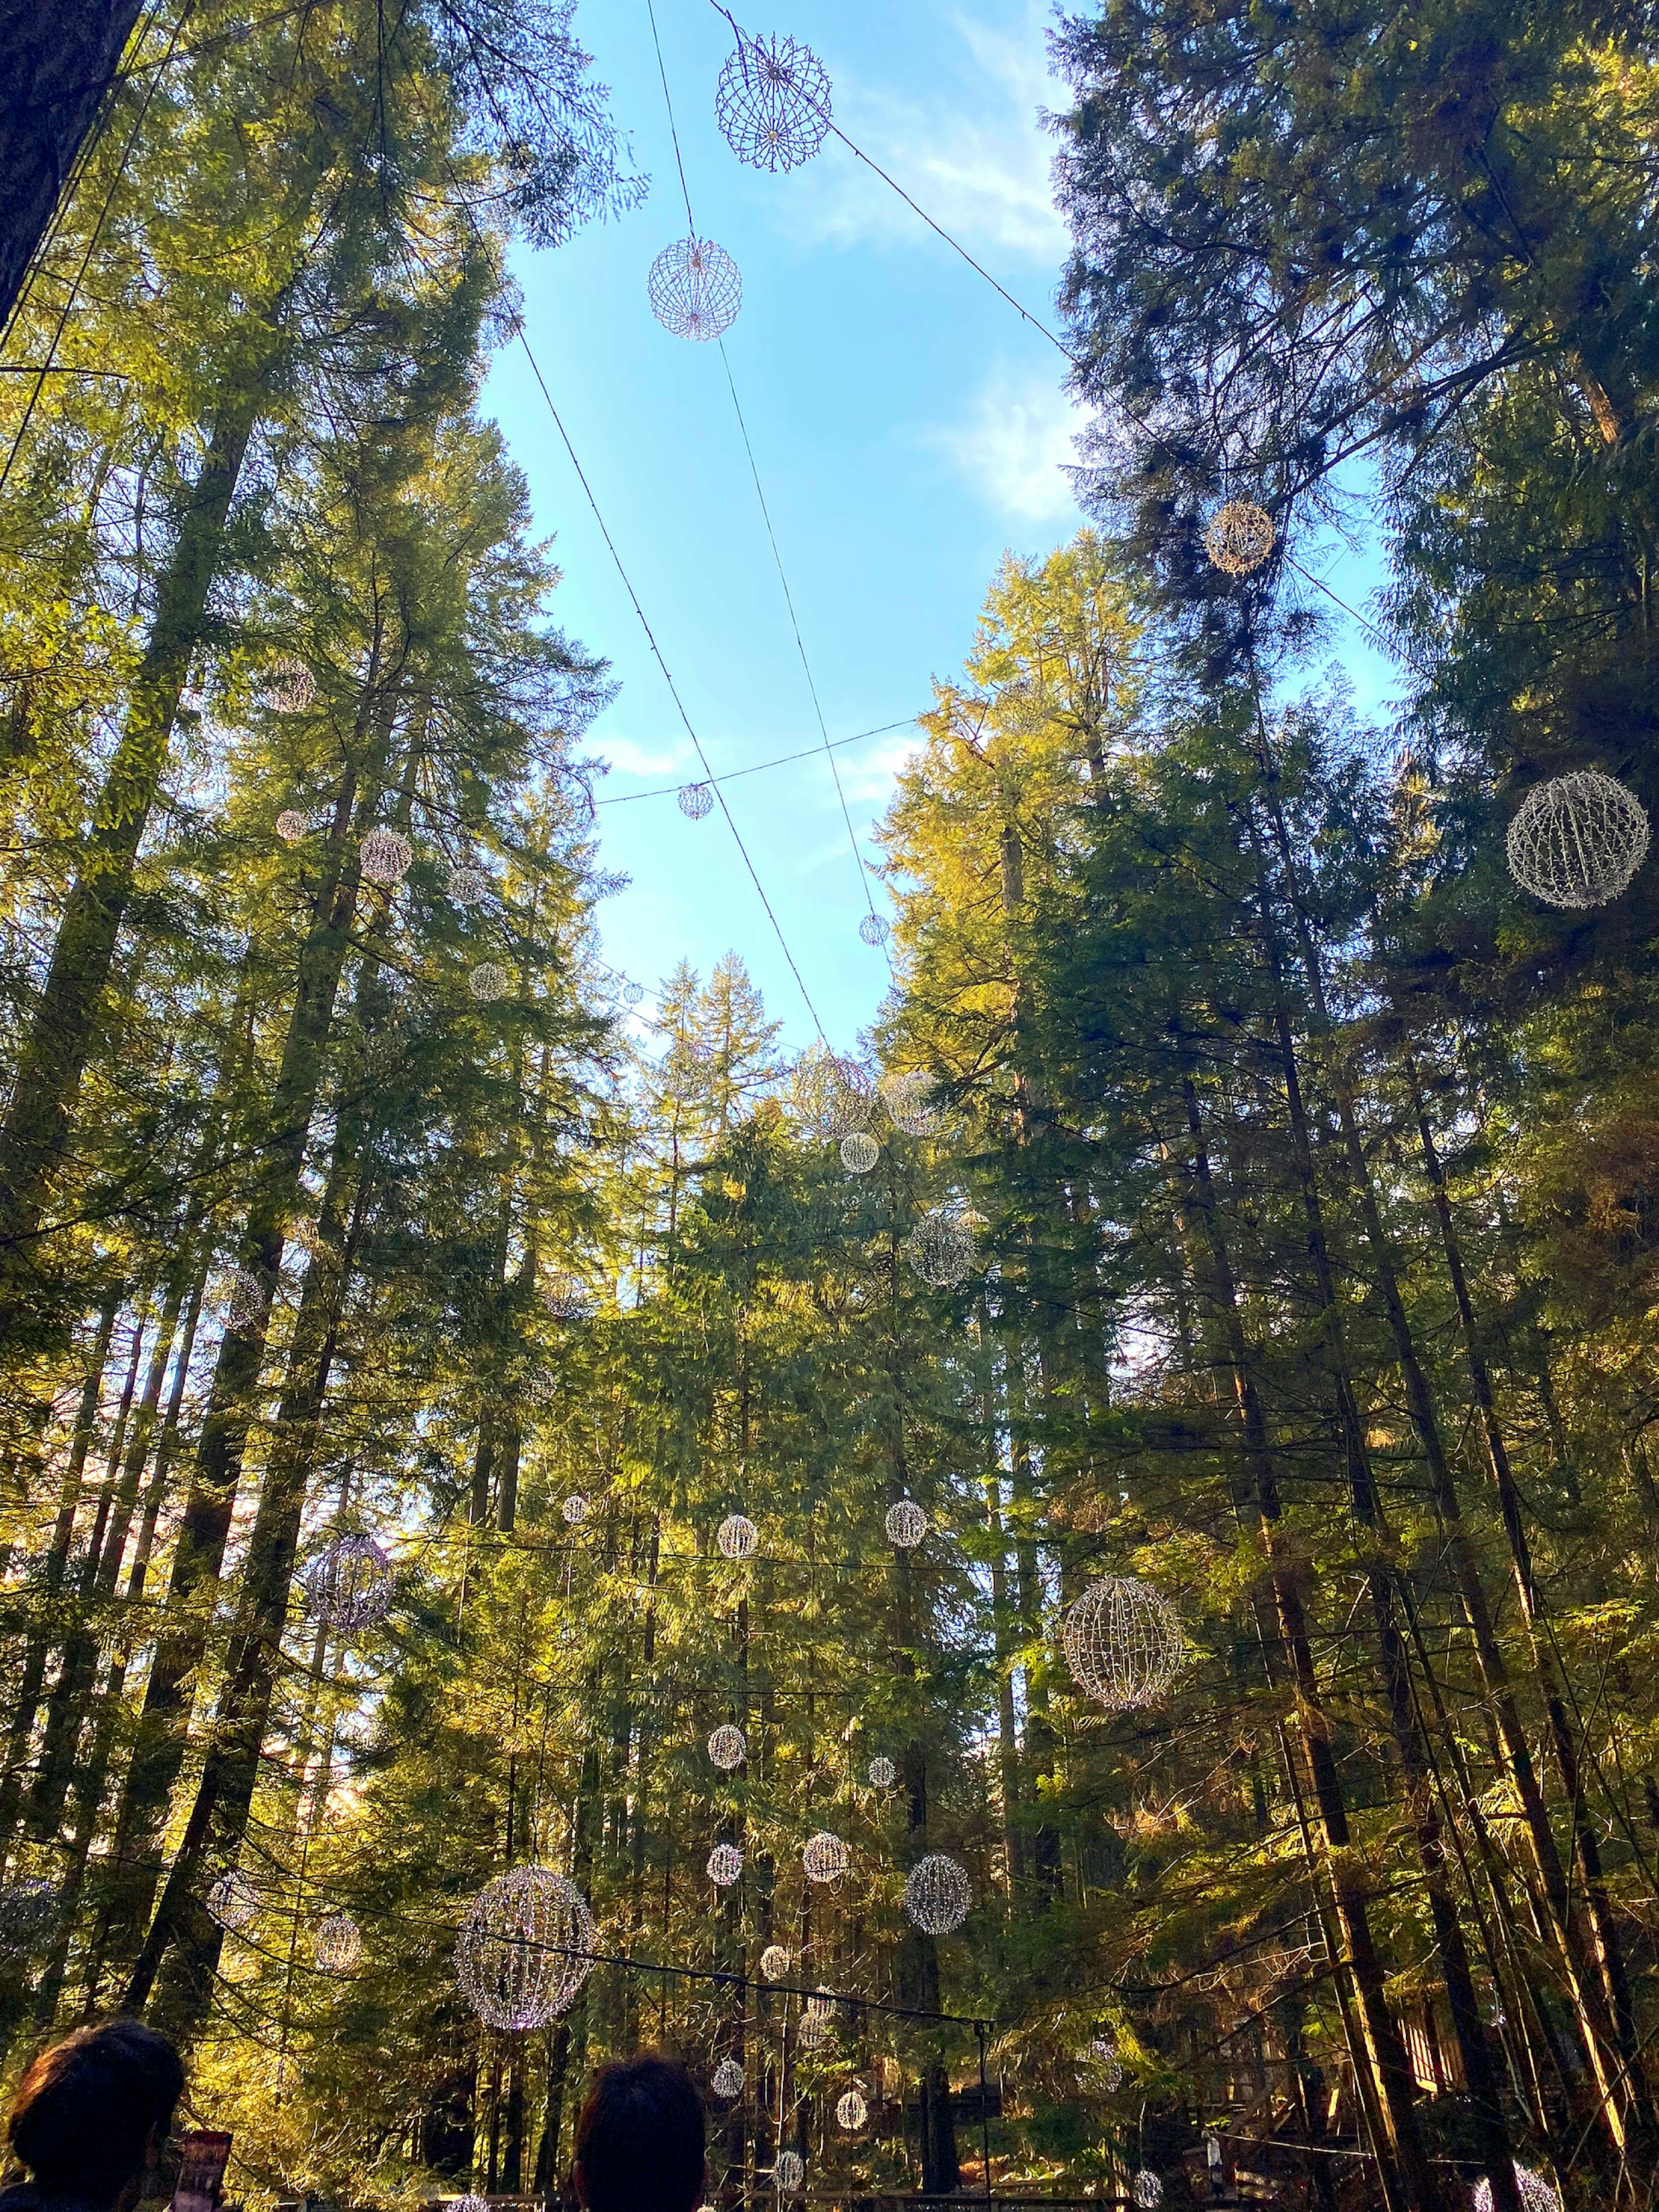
(678, 779, 717, 819)
(225, 1267, 267, 1338)
(708, 1724, 747, 1771)
(1505, 769, 1649, 908)
(718, 1513, 759, 1560)
(315, 1913, 362, 1972)
(0, 1878, 57, 1953)
(1079, 2035, 1125, 2091)
(455, 1866, 594, 2030)
(867, 1755, 896, 1789)
(649, 240, 742, 341)
(1475, 2171, 1560, 2212)
(760, 1944, 791, 1980)
(835, 2089, 867, 2131)
(268, 660, 315, 712)
(797, 2008, 833, 2053)
(1062, 1575, 1185, 1710)
(563, 1494, 590, 1526)
(1133, 2174, 1163, 2209)
(622, 980, 645, 1008)
(884, 1499, 928, 1548)
(707, 1843, 744, 1888)
(715, 31, 831, 172)
(276, 809, 308, 844)
(448, 862, 491, 904)
(801, 1831, 849, 1885)
(1203, 500, 1275, 576)
(904, 1206, 978, 1289)
(359, 826, 413, 886)
(302, 1533, 395, 1632)
(468, 961, 512, 1001)
(839, 1131, 880, 1174)
(879, 1070, 940, 1138)
(903, 1854, 971, 1934)
(858, 912, 890, 947)
(713, 2057, 745, 2098)
(207, 1869, 259, 1933)
(775, 2152, 806, 2194)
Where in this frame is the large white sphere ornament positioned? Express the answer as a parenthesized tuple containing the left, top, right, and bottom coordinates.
(452, 2198, 489, 2212)
(455, 1866, 594, 2031)
(840, 1131, 880, 1175)
(276, 808, 308, 844)
(1505, 770, 1649, 908)
(867, 1756, 896, 1790)
(1475, 2171, 1560, 2212)
(563, 1494, 590, 1526)
(708, 1843, 744, 1887)
(718, 1513, 759, 1560)
(797, 2009, 832, 2052)
(1203, 500, 1275, 577)
(904, 1206, 978, 1290)
(760, 1944, 791, 1980)
(1064, 1575, 1185, 1710)
(880, 1070, 940, 1138)
(836, 2090, 867, 2131)
(448, 863, 491, 904)
(713, 2057, 745, 2098)
(225, 1268, 267, 1338)
(302, 1533, 395, 1632)
(208, 1869, 259, 1933)
(801, 1831, 849, 1885)
(468, 961, 512, 1002)
(903, 1854, 971, 1935)
(1134, 2174, 1163, 2209)
(715, 32, 831, 172)
(1080, 2036, 1124, 2091)
(315, 1913, 362, 1972)
(649, 240, 742, 342)
(884, 1500, 928, 1549)
(775, 2152, 805, 2194)
(709, 1724, 747, 1771)
(359, 826, 412, 886)
(268, 660, 315, 712)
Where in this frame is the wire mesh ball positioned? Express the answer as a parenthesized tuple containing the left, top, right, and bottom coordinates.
(775, 2152, 805, 2194)
(225, 1267, 267, 1338)
(455, 1866, 595, 2031)
(563, 1494, 590, 1526)
(858, 912, 890, 947)
(840, 1131, 880, 1175)
(1063, 1575, 1185, 1710)
(469, 961, 512, 1002)
(359, 826, 413, 886)
(1079, 2036, 1125, 2091)
(879, 1070, 940, 1138)
(904, 1206, 978, 1290)
(1203, 500, 1275, 577)
(276, 808, 308, 844)
(718, 1513, 759, 1560)
(268, 660, 315, 712)
(797, 2010, 832, 2053)
(451, 2198, 489, 2212)
(1134, 2174, 1163, 2209)
(708, 1724, 747, 1771)
(715, 31, 831, 172)
(677, 780, 716, 821)
(315, 1912, 362, 1972)
(1475, 2171, 1560, 2212)
(623, 981, 645, 1008)
(836, 2090, 868, 2132)
(823, 1055, 876, 1139)
(713, 2057, 745, 2098)
(867, 1755, 896, 1789)
(1505, 770, 1649, 908)
(448, 862, 491, 904)
(903, 1854, 971, 1935)
(207, 1869, 259, 1933)
(302, 1533, 394, 1632)
(885, 1500, 928, 1549)
(707, 1843, 744, 1888)
(0, 1878, 57, 1952)
(760, 1944, 791, 1980)
(650, 239, 742, 341)
(801, 1831, 849, 1885)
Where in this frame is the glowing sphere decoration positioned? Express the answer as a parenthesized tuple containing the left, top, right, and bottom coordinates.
(715, 31, 831, 172)
(858, 912, 890, 947)
(760, 1944, 791, 1980)
(225, 1268, 267, 1338)
(797, 2009, 832, 2052)
(708, 1843, 744, 1888)
(302, 1534, 394, 1633)
(775, 2152, 805, 2194)
(836, 2090, 868, 2132)
(1062, 1575, 1185, 1710)
(563, 1494, 590, 1526)
(1475, 2172, 1560, 2212)
(713, 2057, 745, 2098)
(315, 1913, 362, 1972)
(0, 1878, 57, 1951)
(1505, 770, 1649, 908)
(904, 1207, 978, 1290)
(884, 1499, 928, 1549)
(359, 826, 413, 886)
(468, 961, 512, 1002)
(276, 809, 308, 844)
(879, 1070, 940, 1138)
(718, 1513, 758, 1560)
(1203, 500, 1275, 577)
(1080, 2036, 1125, 2091)
(455, 1866, 594, 2031)
(840, 1131, 880, 1175)
(649, 240, 742, 342)
(448, 863, 490, 904)
(903, 1854, 971, 1935)
(208, 1869, 259, 1933)
(1134, 2174, 1163, 2209)
(867, 1755, 896, 1789)
(708, 1724, 747, 1771)
(801, 1831, 849, 1885)
(269, 660, 315, 712)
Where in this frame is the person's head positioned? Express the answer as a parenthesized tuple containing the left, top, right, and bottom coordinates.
(572, 2053, 705, 2212)
(9, 2021, 184, 2208)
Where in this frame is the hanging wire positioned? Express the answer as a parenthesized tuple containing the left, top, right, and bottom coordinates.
(596, 716, 915, 804)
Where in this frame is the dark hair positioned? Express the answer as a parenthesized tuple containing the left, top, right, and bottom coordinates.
(10, 2021, 184, 2204)
(573, 2053, 705, 2212)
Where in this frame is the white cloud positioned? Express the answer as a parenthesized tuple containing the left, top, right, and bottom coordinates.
(927, 366, 1084, 525)
(594, 733, 690, 779)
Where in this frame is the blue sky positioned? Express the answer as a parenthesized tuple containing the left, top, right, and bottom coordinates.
(486, 0, 1393, 1055)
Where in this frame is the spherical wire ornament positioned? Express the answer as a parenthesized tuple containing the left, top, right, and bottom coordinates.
(1079, 2036, 1125, 2091)
(455, 1866, 595, 2031)
(268, 659, 315, 712)
(801, 1831, 849, 1885)
(760, 1944, 791, 1980)
(1063, 1575, 1185, 1710)
(1134, 2174, 1163, 2209)
(840, 1131, 880, 1175)
(649, 239, 742, 342)
(903, 1854, 972, 1935)
(867, 1755, 896, 1790)
(713, 2057, 746, 2099)
(1203, 499, 1275, 577)
(904, 1206, 978, 1290)
(315, 1913, 362, 1973)
(884, 1499, 928, 1549)
(448, 862, 491, 904)
(207, 1869, 259, 1934)
(797, 2009, 832, 2053)
(677, 780, 716, 822)
(858, 912, 890, 948)
(836, 2090, 868, 2132)
(880, 1070, 940, 1139)
(359, 826, 413, 886)
(276, 808, 308, 844)
(225, 1268, 267, 1338)
(1475, 2171, 1561, 2212)
(718, 1513, 759, 1560)
(1504, 770, 1649, 909)
(708, 1843, 744, 1888)
(0, 1878, 57, 1953)
(715, 31, 831, 173)
(468, 961, 512, 1002)
(452, 2197, 490, 2212)
(775, 2152, 806, 2195)
(708, 1724, 747, 1771)
(302, 1533, 395, 1633)
(563, 1493, 590, 1526)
